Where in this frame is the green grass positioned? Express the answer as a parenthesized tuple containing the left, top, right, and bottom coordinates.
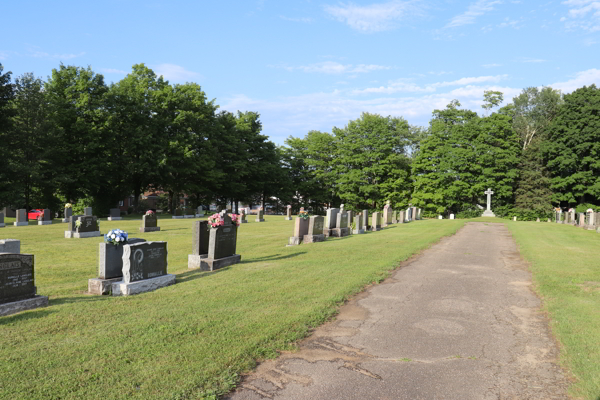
(0, 216, 465, 399)
(505, 221, 600, 400)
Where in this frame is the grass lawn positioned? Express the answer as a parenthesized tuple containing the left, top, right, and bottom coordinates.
(0, 216, 465, 400)
(502, 220, 600, 400)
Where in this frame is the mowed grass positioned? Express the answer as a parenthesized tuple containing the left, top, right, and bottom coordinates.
(504, 221, 600, 400)
(0, 216, 465, 400)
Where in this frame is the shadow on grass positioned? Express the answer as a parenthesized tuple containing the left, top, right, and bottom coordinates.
(50, 295, 116, 306)
(176, 266, 231, 283)
(240, 252, 307, 263)
(0, 308, 56, 324)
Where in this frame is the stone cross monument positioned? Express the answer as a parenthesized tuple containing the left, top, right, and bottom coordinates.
(482, 188, 496, 217)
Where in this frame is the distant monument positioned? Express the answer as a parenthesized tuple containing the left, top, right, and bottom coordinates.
(482, 188, 496, 217)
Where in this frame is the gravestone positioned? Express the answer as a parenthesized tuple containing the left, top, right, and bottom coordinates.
(586, 209, 595, 229)
(406, 208, 412, 222)
(332, 211, 350, 237)
(0, 239, 20, 253)
(0, 252, 48, 316)
(196, 206, 205, 217)
(353, 214, 364, 234)
(371, 212, 381, 231)
(37, 209, 52, 225)
(536, 217, 540, 222)
(392, 210, 398, 224)
(188, 221, 210, 268)
(438, 215, 443, 219)
(140, 213, 160, 233)
(482, 188, 496, 217)
(346, 210, 354, 230)
(569, 209, 576, 225)
(513, 216, 517, 221)
(197, 211, 241, 271)
(450, 214, 455, 220)
(397, 210, 404, 224)
(256, 208, 265, 222)
(2, 207, 16, 218)
(304, 216, 325, 243)
(411, 207, 418, 221)
(417, 208, 422, 220)
(172, 208, 184, 219)
(362, 210, 369, 230)
(84, 207, 92, 216)
(285, 205, 292, 221)
(382, 201, 393, 227)
(65, 215, 101, 238)
(288, 217, 309, 246)
(240, 209, 247, 223)
(324, 208, 339, 237)
(184, 207, 195, 218)
(62, 206, 72, 223)
(111, 241, 175, 296)
(578, 212, 586, 228)
(108, 208, 122, 221)
(0, 212, 4, 228)
(88, 238, 147, 295)
(14, 209, 27, 227)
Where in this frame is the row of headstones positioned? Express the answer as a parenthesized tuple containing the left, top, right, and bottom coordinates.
(553, 209, 600, 232)
(172, 206, 206, 219)
(287, 204, 423, 246)
(438, 214, 456, 219)
(0, 207, 119, 228)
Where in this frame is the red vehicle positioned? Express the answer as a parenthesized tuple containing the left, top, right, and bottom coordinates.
(27, 209, 44, 220)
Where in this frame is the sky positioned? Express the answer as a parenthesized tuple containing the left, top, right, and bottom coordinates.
(1, 0, 599, 145)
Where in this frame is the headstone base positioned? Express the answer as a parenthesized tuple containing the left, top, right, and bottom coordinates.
(352, 229, 365, 235)
(38, 221, 52, 225)
(107, 217, 122, 221)
(111, 274, 175, 296)
(88, 277, 122, 295)
(371, 226, 381, 232)
(240, 220, 248, 223)
(482, 210, 496, 217)
(331, 227, 351, 237)
(172, 216, 183, 219)
(303, 234, 325, 243)
(255, 218, 265, 222)
(284, 217, 292, 221)
(65, 231, 102, 238)
(0, 295, 49, 317)
(0, 223, 5, 228)
(287, 236, 302, 246)
(195, 214, 205, 218)
(13, 222, 28, 227)
(188, 254, 208, 269)
(139, 227, 161, 233)
(198, 254, 241, 271)
(183, 215, 195, 219)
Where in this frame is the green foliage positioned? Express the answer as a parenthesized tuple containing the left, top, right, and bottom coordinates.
(411, 99, 520, 216)
(543, 85, 600, 207)
(456, 209, 482, 219)
(575, 203, 599, 213)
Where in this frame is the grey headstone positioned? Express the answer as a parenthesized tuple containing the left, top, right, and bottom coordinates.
(77, 216, 99, 233)
(64, 207, 72, 219)
(362, 210, 368, 229)
(122, 242, 168, 283)
(336, 212, 348, 229)
(0, 239, 20, 253)
(308, 216, 324, 236)
(0, 253, 36, 304)
(98, 238, 146, 279)
(0, 212, 4, 226)
(84, 207, 92, 216)
(208, 212, 238, 259)
(42, 209, 51, 221)
(16, 209, 26, 223)
(326, 208, 339, 229)
(398, 210, 405, 224)
(192, 221, 209, 256)
(142, 214, 158, 228)
(293, 217, 309, 238)
(109, 208, 120, 218)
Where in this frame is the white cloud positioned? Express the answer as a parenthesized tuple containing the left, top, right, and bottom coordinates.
(100, 68, 127, 75)
(280, 15, 314, 23)
(154, 64, 200, 82)
(276, 61, 390, 74)
(550, 68, 600, 92)
(446, 0, 503, 28)
(31, 51, 85, 60)
(561, 0, 600, 32)
(324, 0, 424, 33)
(352, 74, 509, 94)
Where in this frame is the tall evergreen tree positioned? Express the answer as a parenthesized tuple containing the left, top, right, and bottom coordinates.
(0, 64, 15, 208)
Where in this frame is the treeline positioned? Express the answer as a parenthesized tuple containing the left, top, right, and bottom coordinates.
(1, 61, 598, 219)
(0, 63, 287, 215)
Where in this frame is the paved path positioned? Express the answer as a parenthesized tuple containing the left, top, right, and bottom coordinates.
(227, 222, 569, 400)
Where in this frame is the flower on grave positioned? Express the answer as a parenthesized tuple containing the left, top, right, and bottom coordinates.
(298, 210, 310, 220)
(65, 203, 72, 208)
(37, 211, 44, 221)
(230, 213, 241, 227)
(105, 229, 128, 246)
(207, 213, 223, 228)
(75, 220, 82, 228)
(145, 210, 155, 216)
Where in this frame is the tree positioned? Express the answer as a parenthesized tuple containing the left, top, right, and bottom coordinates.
(0, 64, 15, 208)
(482, 90, 504, 115)
(331, 113, 413, 211)
(543, 85, 600, 206)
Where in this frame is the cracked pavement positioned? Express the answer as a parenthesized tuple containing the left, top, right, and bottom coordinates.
(226, 222, 569, 399)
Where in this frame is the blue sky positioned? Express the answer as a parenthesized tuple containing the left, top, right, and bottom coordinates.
(1, 0, 599, 144)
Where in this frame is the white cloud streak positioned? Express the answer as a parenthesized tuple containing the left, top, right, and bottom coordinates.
(154, 64, 200, 83)
(550, 68, 600, 92)
(446, 0, 503, 28)
(324, 0, 424, 33)
(276, 61, 390, 74)
(31, 51, 85, 60)
(352, 74, 509, 94)
(100, 68, 127, 75)
(561, 0, 600, 32)
(279, 15, 314, 23)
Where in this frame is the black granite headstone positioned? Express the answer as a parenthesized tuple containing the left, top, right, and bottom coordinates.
(208, 224, 238, 260)
(193, 221, 209, 256)
(122, 242, 168, 283)
(43, 209, 51, 221)
(109, 208, 120, 218)
(77, 216, 99, 233)
(0, 254, 36, 304)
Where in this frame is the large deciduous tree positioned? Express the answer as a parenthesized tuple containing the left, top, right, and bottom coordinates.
(0, 64, 15, 208)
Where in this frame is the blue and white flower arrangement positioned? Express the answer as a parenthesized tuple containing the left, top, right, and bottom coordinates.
(104, 229, 128, 246)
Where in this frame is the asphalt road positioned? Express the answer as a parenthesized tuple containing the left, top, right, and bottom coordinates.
(227, 222, 569, 400)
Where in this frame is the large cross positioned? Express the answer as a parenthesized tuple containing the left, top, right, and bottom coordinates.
(484, 188, 494, 211)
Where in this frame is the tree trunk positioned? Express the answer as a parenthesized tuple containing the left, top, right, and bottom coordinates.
(168, 191, 174, 214)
